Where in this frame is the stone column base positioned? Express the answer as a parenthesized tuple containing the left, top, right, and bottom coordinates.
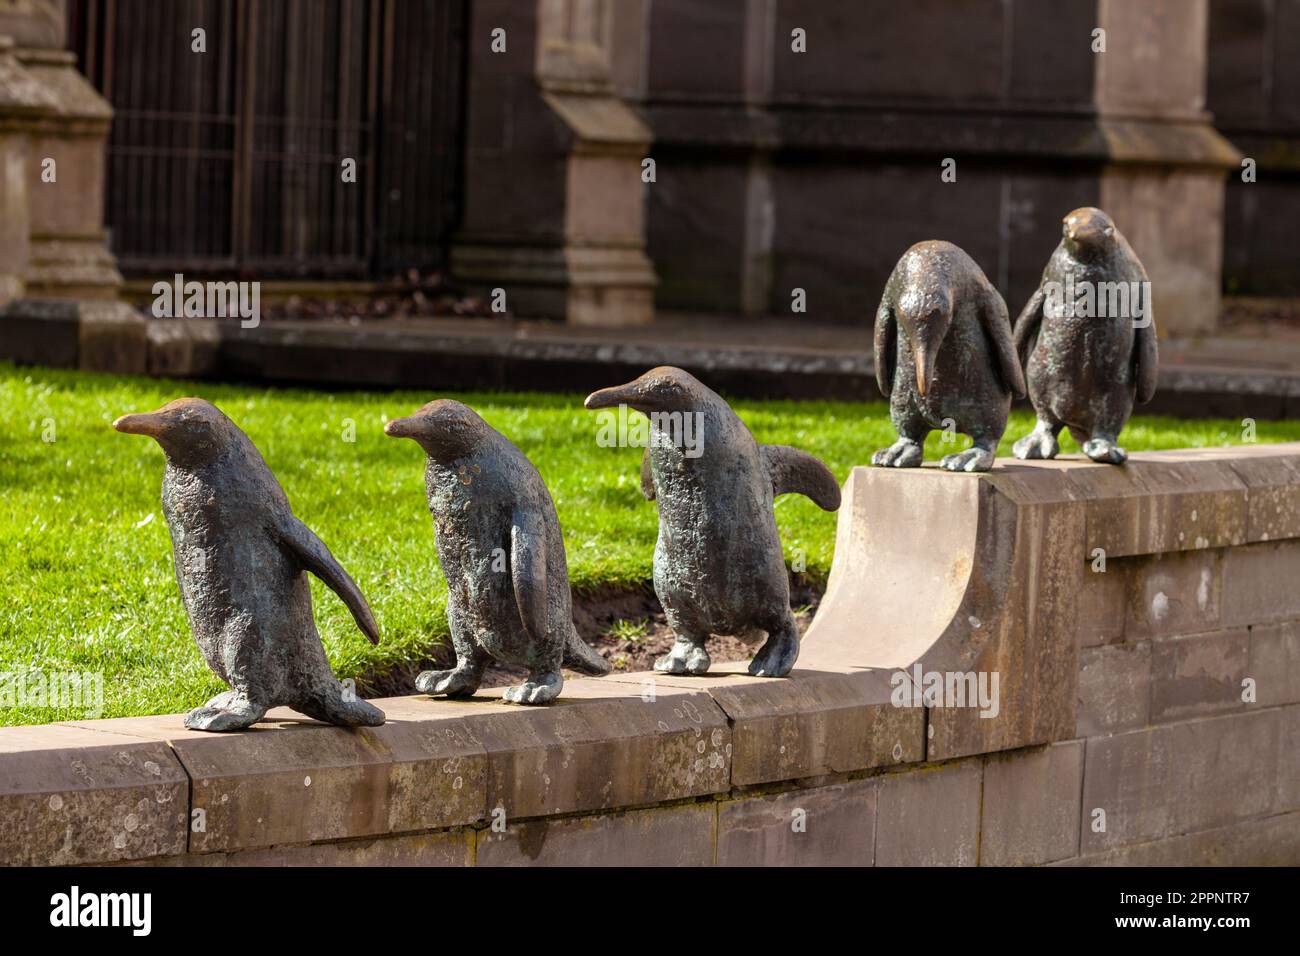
(452, 240, 655, 326)
(25, 230, 124, 301)
(13, 47, 123, 303)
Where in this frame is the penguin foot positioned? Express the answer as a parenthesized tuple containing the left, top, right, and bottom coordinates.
(502, 672, 563, 705)
(748, 631, 799, 678)
(1013, 430, 1059, 460)
(940, 447, 995, 473)
(654, 639, 711, 675)
(415, 667, 481, 698)
(184, 692, 267, 732)
(872, 438, 924, 468)
(1083, 438, 1128, 465)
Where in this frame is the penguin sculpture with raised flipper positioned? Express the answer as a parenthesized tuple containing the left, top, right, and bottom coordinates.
(1012, 207, 1158, 464)
(385, 400, 610, 705)
(114, 398, 384, 731)
(872, 240, 1026, 473)
(585, 367, 840, 678)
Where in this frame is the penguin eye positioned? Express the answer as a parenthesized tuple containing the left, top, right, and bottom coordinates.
(1104, 226, 1115, 237)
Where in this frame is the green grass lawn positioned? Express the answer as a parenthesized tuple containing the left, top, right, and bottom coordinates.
(2, 360, 1297, 726)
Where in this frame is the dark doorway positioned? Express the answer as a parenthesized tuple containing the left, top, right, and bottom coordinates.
(67, 0, 467, 279)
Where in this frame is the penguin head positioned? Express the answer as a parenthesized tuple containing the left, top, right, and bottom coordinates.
(896, 284, 953, 399)
(113, 398, 238, 466)
(583, 366, 700, 414)
(384, 399, 490, 461)
(1062, 207, 1116, 258)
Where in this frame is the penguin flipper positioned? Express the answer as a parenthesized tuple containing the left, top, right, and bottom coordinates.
(1012, 285, 1045, 366)
(1133, 314, 1158, 405)
(510, 509, 550, 645)
(639, 447, 656, 501)
(761, 445, 841, 512)
(980, 285, 1028, 399)
(873, 301, 896, 397)
(277, 517, 380, 645)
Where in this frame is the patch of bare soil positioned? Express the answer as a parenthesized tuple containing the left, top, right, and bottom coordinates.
(361, 576, 824, 697)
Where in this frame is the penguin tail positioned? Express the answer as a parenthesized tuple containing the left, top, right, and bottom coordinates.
(295, 683, 386, 727)
(564, 624, 612, 676)
(761, 445, 842, 512)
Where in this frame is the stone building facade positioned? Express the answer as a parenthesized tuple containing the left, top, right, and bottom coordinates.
(0, 0, 1289, 336)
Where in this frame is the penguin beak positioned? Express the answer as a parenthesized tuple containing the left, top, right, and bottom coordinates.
(383, 416, 417, 439)
(913, 348, 934, 397)
(113, 412, 166, 437)
(584, 383, 637, 411)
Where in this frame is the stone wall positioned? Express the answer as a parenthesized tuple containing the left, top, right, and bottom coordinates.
(622, 0, 1239, 333)
(2, 444, 1296, 866)
(1207, 0, 1300, 295)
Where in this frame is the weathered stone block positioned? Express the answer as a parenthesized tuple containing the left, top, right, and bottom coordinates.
(1069, 456, 1248, 559)
(1249, 620, 1300, 707)
(1057, 810, 1300, 866)
(220, 829, 474, 867)
(0, 725, 188, 866)
(1223, 540, 1300, 627)
(1226, 452, 1300, 542)
(1077, 641, 1151, 737)
(647, 159, 748, 312)
(460, 680, 731, 821)
(875, 759, 982, 866)
(477, 804, 715, 866)
(717, 779, 877, 867)
(179, 711, 486, 854)
(1150, 627, 1249, 723)
(1076, 558, 1129, 647)
(146, 319, 220, 378)
(1081, 709, 1278, 852)
(140, 829, 476, 867)
(645, 0, 745, 97)
(772, 0, 1005, 102)
(0, 297, 77, 367)
(1124, 549, 1223, 640)
(686, 667, 922, 787)
(1277, 704, 1300, 812)
(67, 701, 490, 854)
(980, 741, 1083, 866)
(78, 300, 147, 374)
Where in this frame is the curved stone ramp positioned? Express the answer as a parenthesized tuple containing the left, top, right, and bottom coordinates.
(799, 443, 1300, 762)
(799, 457, 1088, 761)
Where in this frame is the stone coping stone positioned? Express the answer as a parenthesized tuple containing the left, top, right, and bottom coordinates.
(605, 662, 923, 786)
(0, 678, 732, 861)
(1027, 444, 1300, 558)
(0, 725, 189, 866)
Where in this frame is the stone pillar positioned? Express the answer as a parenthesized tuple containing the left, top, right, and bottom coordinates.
(452, 0, 656, 326)
(1093, 0, 1239, 334)
(0, 35, 50, 302)
(0, 0, 144, 372)
(15, 45, 123, 300)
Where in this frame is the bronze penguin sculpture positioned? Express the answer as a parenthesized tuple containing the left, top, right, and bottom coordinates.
(114, 398, 384, 731)
(585, 367, 840, 678)
(385, 400, 610, 705)
(1012, 207, 1158, 464)
(872, 240, 1027, 472)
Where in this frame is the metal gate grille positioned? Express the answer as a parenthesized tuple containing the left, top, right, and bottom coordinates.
(67, 0, 466, 279)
